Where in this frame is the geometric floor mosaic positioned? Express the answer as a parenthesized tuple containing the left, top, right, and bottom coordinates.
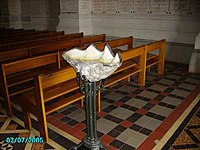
(0, 111, 55, 150)
(166, 104, 200, 150)
(0, 62, 200, 150)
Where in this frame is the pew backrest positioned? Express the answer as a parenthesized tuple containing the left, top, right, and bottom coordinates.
(35, 67, 83, 114)
(80, 36, 133, 51)
(146, 39, 166, 53)
(0, 52, 61, 116)
(0, 29, 36, 38)
(39, 67, 77, 89)
(19, 66, 84, 141)
(0, 30, 49, 44)
(0, 34, 106, 63)
(58, 32, 83, 41)
(2, 52, 60, 75)
(146, 39, 166, 75)
(80, 34, 106, 46)
(0, 32, 82, 51)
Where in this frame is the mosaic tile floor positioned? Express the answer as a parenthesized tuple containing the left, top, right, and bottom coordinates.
(0, 62, 200, 150)
(168, 106, 200, 150)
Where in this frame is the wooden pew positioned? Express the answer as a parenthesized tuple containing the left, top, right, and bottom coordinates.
(80, 36, 133, 50)
(0, 48, 30, 63)
(0, 28, 23, 35)
(96, 45, 147, 112)
(0, 32, 82, 51)
(0, 31, 64, 50)
(0, 34, 107, 116)
(0, 52, 61, 117)
(30, 39, 81, 56)
(19, 67, 84, 141)
(0, 30, 52, 44)
(80, 34, 106, 46)
(18, 34, 106, 67)
(0, 29, 36, 39)
(9, 31, 63, 50)
(0, 28, 15, 33)
(128, 39, 166, 75)
(80, 37, 166, 112)
(146, 39, 166, 75)
(92, 38, 166, 77)
(58, 32, 83, 41)
(0, 34, 105, 63)
(79, 36, 146, 112)
(0, 35, 135, 116)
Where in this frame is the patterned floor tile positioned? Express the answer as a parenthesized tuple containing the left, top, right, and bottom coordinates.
(118, 85, 138, 93)
(120, 128, 147, 146)
(104, 92, 125, 101)
(161, 96, 182, 106)
(135, 115, 154, 127)
(149, 84, 168, 91)
(164, 102, 200, 150)
(165, 74, 182, 80)
(120, 144, 136, 150)
(110, 139, 125, 149)
(138, 91, 158, 99)
(171, 89, 190, 97)
(97, 118, 118, 134)
(109, 107, 134, 119)
(126, 131, 147, 148)
(178, 83, 196, 91)
(149, 105, 173, 117)
(0, 115, 59, 150)
(159, 78, 175, 85)
(0, 62, 200, 150)
(144, 118, 162, 131)
(125, 98, 148, 109)
(185, 78, 200, 85)
(126, 113, 143, 123)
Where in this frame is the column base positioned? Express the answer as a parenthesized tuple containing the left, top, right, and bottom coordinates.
(189, 49, 200, 73)
(72, 138, 107, 150)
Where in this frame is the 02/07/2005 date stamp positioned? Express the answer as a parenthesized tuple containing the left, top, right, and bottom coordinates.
(5, 137, 44, 143)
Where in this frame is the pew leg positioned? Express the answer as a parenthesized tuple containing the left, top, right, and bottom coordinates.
(0, 74, 12, 117)
(97, 90, 101, 112)
(147, 67, 151, 72)
(124, 77, 130, 82)
(123, 70, 131, 82)
(0, 102, 2, 113)
(38, 111, 48, 142)
(158, 61, 164, 75)
(138, 70, 146, 87)
(22, 108, 32, 131)
(158, 40, 165, 76)
(81, 98, 84, 107)
(4, 95, 12, 117)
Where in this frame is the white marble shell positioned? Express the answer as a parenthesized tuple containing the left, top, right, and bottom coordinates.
(62, 44, 122, 82)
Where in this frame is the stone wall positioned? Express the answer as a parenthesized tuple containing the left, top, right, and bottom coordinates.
(90, 0, 200, 64)
(1, 0, 200, 64)
(0, 0, 60, 31)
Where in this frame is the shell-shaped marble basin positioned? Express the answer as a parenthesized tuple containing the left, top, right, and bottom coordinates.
(62, 44, 122, 82)
(63, 44, 120, 64)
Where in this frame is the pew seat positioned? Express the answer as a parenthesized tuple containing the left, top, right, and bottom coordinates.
(105, 60, 140, 87)
(146, 53, 160, 69)
(19, 67, 84, 141)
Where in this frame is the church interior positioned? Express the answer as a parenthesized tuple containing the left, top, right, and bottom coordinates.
(0, 0, 200, 149)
